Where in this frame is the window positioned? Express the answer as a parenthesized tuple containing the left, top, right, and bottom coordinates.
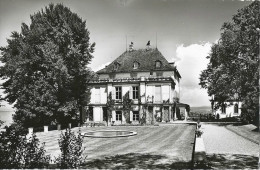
(155, 61, 162, 68)
(115, 87, 122, 100)
(133, 111, 139, 121)
(116, 111, 122, 121)
(103, 107, 107, 121)
(221, 104, 226, 114)
(114, 62, 120, 71)
(133, 62, 139, 69)
(234, 103, 238, 114)
(132, 86, 139, 100)
(155, 85, 161, 102)
(88, 107, 93, 121)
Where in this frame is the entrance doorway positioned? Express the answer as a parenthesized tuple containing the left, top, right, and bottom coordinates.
(102, 107, 108, 122)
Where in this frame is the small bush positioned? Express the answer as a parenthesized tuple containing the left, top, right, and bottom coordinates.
(0, 123, 50, 169)
(55, 128, 86, 168)
(195, 129, 203, 138)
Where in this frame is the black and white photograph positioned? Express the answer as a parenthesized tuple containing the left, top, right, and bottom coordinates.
(0, 0, 259, 169)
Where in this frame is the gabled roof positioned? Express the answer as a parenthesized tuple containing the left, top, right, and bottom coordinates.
(97, 48, 180, 77)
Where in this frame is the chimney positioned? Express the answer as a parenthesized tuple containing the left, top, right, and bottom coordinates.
(146, 40, 151, 50)
(129, 42, 134, 51)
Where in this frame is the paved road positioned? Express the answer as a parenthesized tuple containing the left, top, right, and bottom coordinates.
(201, 124, 258, 156)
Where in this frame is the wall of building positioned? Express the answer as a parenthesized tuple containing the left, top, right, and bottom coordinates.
(90, 85, 107, 104)
(89, 69, 181, 124)
(214, 101, 242, 119)
(98, 70, 178, 79)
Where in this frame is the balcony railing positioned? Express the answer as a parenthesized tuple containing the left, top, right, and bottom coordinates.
(89, 76, 173, 84)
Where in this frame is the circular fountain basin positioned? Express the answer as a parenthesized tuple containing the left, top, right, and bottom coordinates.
(84, 130, 137, 138)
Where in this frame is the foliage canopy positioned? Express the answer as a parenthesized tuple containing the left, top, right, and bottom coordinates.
(199, 1, 259, 123)
(0, 3, 95, 127)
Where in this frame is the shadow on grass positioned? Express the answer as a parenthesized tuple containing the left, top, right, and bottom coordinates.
(206, 153, 258, 169)
(82, 153, 192, 169)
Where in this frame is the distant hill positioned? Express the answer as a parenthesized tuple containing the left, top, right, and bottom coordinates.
(190, 106, 211, 114)
(0, 106, 14, 112)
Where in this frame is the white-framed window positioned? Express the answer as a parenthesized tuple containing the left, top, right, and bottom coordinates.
(114, 62, 120, 71)
(94, 87, 100, 103)
(116, 111, 122, 121)
(155, 61, 162, 68)
(234, 103, 238, 114)
(133, 111, 139, 121)
(132, 86, 139, 100)
(115, 86, 122, 100)
(133, 62, 139, 69)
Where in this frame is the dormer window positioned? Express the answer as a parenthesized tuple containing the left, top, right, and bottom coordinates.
(133, 61, 140, 69)
(114, 62, 120, 71)
(155, 60, 162, 68)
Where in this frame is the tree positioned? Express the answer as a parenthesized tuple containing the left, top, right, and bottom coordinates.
(122, 91, 132, 123)
(0, 3, 95, 128)
(199, 1, 259, 125)
(106, 92, 115, 125)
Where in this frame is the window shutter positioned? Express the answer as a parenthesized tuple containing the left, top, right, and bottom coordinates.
(129, 86, 132, 99)
(112, 87, 115, 99)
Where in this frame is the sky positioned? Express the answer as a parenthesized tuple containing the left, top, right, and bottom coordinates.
(0, 0, 252, 109)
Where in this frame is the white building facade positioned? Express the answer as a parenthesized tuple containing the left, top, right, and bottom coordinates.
(86, 47, 188, 125)
(214, 101, 242, 119)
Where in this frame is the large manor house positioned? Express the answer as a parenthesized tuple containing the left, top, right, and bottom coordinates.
(85, 42, 190, 125)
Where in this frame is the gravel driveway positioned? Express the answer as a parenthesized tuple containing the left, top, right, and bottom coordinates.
(201, 124, 258, 156)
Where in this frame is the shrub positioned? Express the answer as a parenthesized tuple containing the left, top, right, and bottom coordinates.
(24, 134, 50, 168)
(195, 129, 203, 138)
(0, 123, 50, 169)
(55, 128, 86, 168)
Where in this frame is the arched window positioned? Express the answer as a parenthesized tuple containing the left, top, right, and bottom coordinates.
(114, 62, 120, 71)
(234, 103, 238, 114)
(133, 61, 139, 69)
(155, 61, 162, 68)
(221, 103, 226, 114)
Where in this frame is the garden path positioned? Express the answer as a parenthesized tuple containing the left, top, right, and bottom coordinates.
(201, 124, 259, 169)
(201, 124, 258, 156)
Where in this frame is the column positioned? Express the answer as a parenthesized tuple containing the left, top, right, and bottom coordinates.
(184, 108, 188, 121)
(86, 106, 89, 122)
(130, 111, 133, 122)
(153, 107, 156, 124)
(161, 106, 165, 122)
(112, 110, 116, 122)
(140, 82, 146, 103)
(174, 107, 177, 120)
(100, 106, 103, 122)
(169, 106, 173, 122)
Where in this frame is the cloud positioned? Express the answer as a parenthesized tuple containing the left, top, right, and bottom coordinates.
(174, 43, 212, 106)
(92, 62, 111, 72)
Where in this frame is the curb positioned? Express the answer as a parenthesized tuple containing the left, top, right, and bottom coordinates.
(194, 137, 206, 163)
(224, 126, 259, 145)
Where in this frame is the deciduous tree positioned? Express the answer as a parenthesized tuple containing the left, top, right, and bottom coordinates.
(199, 1, 259, 124)
(0, 3, 95, 127)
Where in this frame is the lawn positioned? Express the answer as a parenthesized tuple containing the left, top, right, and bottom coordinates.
(225, 124, 260, 144)
(37, 124, 196, 169)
